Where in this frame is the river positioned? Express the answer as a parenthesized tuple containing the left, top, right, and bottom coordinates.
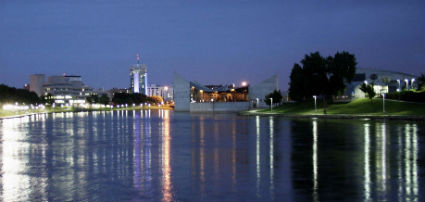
(0, 110, 423, 201)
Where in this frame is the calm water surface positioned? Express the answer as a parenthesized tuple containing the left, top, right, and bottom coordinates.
(0, 110, 423, 201)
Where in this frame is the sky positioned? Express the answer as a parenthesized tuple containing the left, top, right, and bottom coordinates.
(1, 0, 424, 91)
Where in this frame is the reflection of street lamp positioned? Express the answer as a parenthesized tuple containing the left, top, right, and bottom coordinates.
(397, 79, 400, 92)
(404, 79, 409, 90)
(313, 95, 317, 112)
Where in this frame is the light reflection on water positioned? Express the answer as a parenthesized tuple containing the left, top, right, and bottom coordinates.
(0, 111, 424, 201)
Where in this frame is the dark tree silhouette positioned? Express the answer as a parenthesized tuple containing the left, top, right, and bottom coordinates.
(0, 84, 40, 105)
(359, 83, 376, 102)
(265, 90, 283, 106)
(288, 51, 357, 113)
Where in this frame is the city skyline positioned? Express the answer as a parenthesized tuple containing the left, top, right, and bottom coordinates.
(1, 0, 424, 90)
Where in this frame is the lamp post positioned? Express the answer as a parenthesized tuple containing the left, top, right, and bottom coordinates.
(313, 95, 317, 112)
(270, 98, 273, 111)
(382, 93, 385, 113)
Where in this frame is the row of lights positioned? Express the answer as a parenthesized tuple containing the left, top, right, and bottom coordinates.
(2, 103, 46, 111)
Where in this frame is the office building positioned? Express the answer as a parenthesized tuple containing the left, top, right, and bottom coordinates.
(130, 53, 148, 95)
(43, 75, 94, 104)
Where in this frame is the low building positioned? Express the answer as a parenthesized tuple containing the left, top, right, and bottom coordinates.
(147, 84, 173, 101)
(43, 75, 94, 104)
(345, 68, 418, 99)
(173, 73, 278, 112)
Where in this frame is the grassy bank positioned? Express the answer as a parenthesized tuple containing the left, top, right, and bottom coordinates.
(0, 105, 173, 119)
(242, 98, 425, 117)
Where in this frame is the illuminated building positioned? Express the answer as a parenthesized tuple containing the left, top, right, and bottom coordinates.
(130, 53, 148, 95)
(42, 75, 94, 104)
(174, 73, 278, 112)
(345, 68, 418, 99)
(147, 84, 173, 101)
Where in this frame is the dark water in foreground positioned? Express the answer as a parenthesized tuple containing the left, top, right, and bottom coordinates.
(0, 110, 423, 202)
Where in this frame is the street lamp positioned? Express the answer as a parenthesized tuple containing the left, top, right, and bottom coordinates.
(404, 79, 409, 90)
(364, 80, 368, 85)
(313, 95, 317, 112)
(270, 98, 273, 111)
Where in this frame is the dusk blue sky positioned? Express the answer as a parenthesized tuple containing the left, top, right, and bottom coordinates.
(1, 0, 424, 90)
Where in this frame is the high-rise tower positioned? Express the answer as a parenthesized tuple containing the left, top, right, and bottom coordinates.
(130, 53, 148, 94)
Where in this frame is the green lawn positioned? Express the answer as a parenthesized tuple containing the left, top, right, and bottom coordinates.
(252, 98, 425, 116)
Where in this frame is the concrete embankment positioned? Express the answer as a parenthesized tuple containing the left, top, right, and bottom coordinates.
(239, 111, 425, 121)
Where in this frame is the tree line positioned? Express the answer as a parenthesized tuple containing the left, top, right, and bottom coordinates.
(0, 84, 40, 104)
(288, 51, 357, 113)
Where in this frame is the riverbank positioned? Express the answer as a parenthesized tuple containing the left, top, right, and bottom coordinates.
(0, 105, 173, 119)
(240, 98, 425, 121)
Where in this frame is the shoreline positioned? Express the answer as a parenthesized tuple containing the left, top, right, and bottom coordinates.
(239, 110, 425, 121)
(0, 106, 173, 120)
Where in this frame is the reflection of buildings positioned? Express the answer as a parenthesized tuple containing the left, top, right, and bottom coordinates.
(173, 73, 278, 111)
(290, 119, 420, 201)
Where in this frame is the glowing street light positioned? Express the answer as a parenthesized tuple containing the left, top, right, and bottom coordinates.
(313, 95, 317, 112)
(364, 80, 368, 85)
(241, 81, 248, 87)
(270, 98, 273, 111)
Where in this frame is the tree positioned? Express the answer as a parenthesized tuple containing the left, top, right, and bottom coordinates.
(0, 84, 40, 104)
(112, 93, 152, 105)
(288, 64, 306, 101)
(287, 51, 357, 113)
(265, 90, 283, 106)
(151, 95, 163, 104)
(99, 94, 110, 105)
(417, 73, 425, 90)
(86, 94, 99, 103)
(41, 93, 54, 105)
(359, 83, 376, 102)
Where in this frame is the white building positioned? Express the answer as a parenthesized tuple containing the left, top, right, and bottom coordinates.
(345, 68, 418, 99)
(43, 75, 94, 104)
(147, 84, 173, 101)
(29, 74, 45, 97)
